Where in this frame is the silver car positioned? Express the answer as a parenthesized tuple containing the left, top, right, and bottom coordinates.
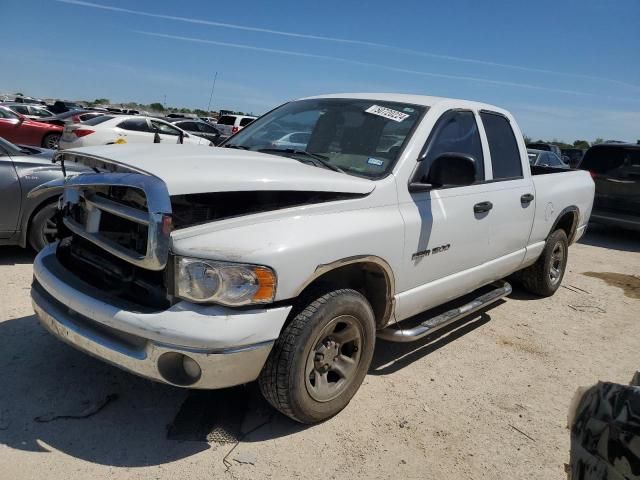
(0, 137, 83, 250)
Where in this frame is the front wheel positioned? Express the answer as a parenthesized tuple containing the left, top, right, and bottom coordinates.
(520, 229, 568, 297)
(28, 203, 59, 251)
(259, 289, 376, 424)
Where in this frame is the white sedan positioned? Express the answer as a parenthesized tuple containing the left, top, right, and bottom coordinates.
(58, 115, 212, 149)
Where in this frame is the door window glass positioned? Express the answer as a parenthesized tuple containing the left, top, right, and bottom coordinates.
(416, 110, 485, 183)
(117, 118, 151, 132)
(480, 112, 523, 179)
(150, 120, 181, 136)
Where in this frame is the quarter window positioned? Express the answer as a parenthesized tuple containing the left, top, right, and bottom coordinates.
(416, 110, 485, 184)
(480, 112, 523, 179)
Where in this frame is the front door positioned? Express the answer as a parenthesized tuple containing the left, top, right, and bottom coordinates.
(395, 110, 493, 320)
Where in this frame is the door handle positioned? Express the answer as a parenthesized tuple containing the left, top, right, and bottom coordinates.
(474, 201, 493, 214)
(520, 193, 534, 203)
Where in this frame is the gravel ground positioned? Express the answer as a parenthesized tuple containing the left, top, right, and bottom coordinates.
(0, 225, 638, 480)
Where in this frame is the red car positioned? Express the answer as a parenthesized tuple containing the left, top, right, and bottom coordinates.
(0, 106, 63, 149)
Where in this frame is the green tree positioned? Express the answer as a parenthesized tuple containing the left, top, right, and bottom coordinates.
(179, 107, 192, 114)
(14, 92, 24, 96)
(149, 102, 164, 111)
(94, 98, 110, 105)
(593, 138, 604, 145)
(573, 140, 590, 149)
(523, 134, 532, 144)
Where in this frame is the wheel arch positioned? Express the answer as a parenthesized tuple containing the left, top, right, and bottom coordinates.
(292, 255, 396, 329)
(548, 206, 580, 244)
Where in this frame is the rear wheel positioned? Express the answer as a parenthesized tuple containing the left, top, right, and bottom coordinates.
(28, 203, 59, 251)
(521, 229, 568, 297)
(42, 133, 60, 149)
(259, 289, 376, 424)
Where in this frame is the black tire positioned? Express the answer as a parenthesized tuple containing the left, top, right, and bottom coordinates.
(259, 289, 376, 424)
(42, 133, 60, 149)
(28, 203, 59, 251)
(521, 229, 568, 297)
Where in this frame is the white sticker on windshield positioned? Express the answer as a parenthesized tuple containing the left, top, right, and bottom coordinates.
(365, 105, 410, 122)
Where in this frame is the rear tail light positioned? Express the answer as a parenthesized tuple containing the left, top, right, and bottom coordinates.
(231, 126, 239, 134)
(72, 129, 95, 138)
(589, 171, 597, 179)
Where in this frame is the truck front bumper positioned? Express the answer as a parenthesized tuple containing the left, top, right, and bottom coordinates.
(31, 244, 292, 389)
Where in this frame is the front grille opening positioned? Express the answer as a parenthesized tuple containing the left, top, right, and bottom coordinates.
(57, 236, 170, 310)
(99, 210, 149, 255)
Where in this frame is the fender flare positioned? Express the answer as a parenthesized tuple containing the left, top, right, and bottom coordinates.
(548, 206, 580, 243)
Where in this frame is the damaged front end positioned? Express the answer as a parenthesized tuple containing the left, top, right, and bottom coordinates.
(170, 190, 365, 229)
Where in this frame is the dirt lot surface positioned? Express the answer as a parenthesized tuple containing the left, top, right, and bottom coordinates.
(0, 225, 638, 480)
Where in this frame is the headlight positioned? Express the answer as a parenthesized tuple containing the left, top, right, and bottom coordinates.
(175, 257, 276, 306)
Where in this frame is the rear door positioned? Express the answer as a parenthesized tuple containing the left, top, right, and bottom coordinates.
(116, 118, 154, 143)
(0, 147, 21, 236)
(478, 111, 535, 273)
(581, 145, 640, 216)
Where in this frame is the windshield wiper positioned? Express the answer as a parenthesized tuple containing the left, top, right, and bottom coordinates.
(258, 148, 344, 173)
(224, 144, 250, 150)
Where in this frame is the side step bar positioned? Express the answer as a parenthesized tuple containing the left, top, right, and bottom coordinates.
(377, 281, 512, 343)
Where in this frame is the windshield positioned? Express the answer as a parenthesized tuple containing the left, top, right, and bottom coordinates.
(226, 98, 427, 179)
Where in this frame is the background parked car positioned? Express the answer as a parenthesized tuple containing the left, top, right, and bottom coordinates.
(527, 142, 563, 156)
(1, 103, 54, 120)
(527, 149, 569, 168)
(215, 114, 257, 140)
(58, 115, 212, 149)
(561, 148, 586, 168)
(271, 131, 312, 149)
(0, 136, 84, 250)
(47, 100, 82, 114)
(165, 118, 221, 144)
(37, 109, 105, 127)
(0, 106, 63, 149)
(578, 143, 640, 231)
(13, 96, 46, 105)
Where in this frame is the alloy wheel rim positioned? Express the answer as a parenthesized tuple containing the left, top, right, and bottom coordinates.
(42, 216, 58, 244)
(45, 135, 60, 149)
(549, 242, 565, 284)
(305, 315, 363, 403)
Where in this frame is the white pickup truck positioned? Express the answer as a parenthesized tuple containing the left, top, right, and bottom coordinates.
(30, 93, 594, 424)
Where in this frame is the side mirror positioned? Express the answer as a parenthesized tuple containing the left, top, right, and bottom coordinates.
(410, 152, 477, 191)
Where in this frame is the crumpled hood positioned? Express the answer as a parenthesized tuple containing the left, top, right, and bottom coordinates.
(62, 144, 375, 196)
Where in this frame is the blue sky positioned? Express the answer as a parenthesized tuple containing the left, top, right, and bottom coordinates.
(2, 0, 639, 142)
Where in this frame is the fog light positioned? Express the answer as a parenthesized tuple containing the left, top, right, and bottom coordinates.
(182, 355, 201, 380)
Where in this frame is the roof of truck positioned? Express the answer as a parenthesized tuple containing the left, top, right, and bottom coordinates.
(302, 93, 509, 114)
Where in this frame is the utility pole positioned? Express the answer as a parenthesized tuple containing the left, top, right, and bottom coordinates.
(206, 72, 218, 114)
(163, 94, 167, 110)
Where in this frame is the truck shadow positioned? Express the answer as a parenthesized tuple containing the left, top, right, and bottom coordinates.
(371, 306, 497, 375)
(0, 304, 500, 467)
(0, 314, 306, 467)
(579, 224, 640, 253)
(0, 246, 35, 265)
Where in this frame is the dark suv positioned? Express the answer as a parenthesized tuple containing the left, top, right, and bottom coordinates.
(578, 143, 640, 231)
